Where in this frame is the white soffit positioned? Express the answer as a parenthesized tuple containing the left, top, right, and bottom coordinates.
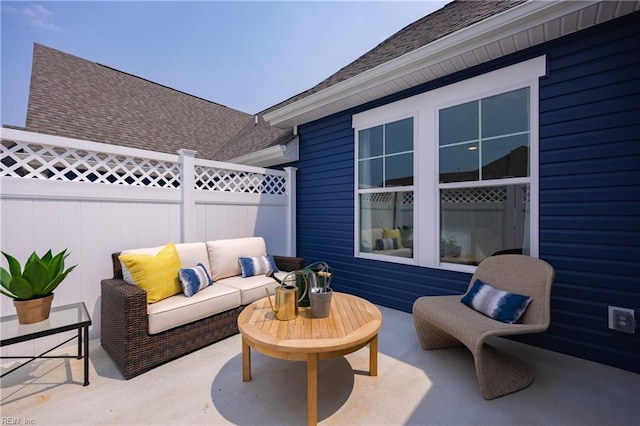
(265, 0, 639, 129)
(229, 137, 299, 167)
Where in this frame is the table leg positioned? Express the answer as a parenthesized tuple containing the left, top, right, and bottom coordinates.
(242, 336, 251, 382)
(307, 353, 318, 426)
(77, 327, 82, 360)
(369, 334, 378, 377)
(83, 325, 90, 386)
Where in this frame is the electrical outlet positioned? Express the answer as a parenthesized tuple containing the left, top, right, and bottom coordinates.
(608, 306, 636, 334)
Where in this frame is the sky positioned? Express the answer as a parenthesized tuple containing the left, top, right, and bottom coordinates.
(1, 1, 449, 127)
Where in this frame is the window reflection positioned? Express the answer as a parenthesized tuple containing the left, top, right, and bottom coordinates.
(360, 191, 414, 258)
(440, 184, 530, 265)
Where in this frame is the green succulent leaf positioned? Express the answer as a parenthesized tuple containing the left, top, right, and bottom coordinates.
(9, 276, 34, 300)
(48, 250, 66, 282)
(41, 249, 54, 266)
(41, 264, 77, 295)
(2, 252, 23, 278)
(24, 251, 39, 271)
(22, 257, 51, 295)
(0, 267, 17, 298)
(0, 288, 17, 299)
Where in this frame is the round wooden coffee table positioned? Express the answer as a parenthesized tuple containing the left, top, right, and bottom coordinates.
(237, 291, 382, 426)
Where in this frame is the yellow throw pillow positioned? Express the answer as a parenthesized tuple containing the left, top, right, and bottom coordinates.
(383, 227, 404, 249)
(119, 243, 182, 303)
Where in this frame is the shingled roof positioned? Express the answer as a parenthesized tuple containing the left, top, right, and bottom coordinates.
(263, 0, 525, 115)
(24, 44, 292, 161)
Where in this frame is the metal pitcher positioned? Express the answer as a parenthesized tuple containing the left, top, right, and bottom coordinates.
(265, 282, 301, 321)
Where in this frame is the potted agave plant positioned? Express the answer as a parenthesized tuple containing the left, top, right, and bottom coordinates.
(0, 249, 77, 324)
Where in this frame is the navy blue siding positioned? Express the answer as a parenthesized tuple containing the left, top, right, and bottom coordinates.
(536, 12, 640, 371)
(295, 12, 640, 372)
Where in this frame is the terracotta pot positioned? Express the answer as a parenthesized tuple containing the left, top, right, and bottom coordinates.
(13, 293, 54, 324)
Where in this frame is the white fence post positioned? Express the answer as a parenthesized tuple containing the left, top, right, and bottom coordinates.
(285, 166, 297, 257)
(179, 149, 197, 243)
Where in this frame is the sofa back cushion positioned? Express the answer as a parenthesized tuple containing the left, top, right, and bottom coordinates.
(207, 237, 267, 281)
(120, 242, 210, 284)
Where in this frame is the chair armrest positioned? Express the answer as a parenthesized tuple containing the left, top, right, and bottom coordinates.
(273, 255, 305, 272)
(101, 278, 149, 339)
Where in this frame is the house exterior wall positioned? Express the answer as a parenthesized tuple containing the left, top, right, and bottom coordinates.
(294, 13, 639, 372)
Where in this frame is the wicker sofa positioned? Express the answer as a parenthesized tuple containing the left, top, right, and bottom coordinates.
(101, 237, 304, 379)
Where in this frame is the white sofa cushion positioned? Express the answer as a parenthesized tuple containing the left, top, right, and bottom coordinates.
(147, 282, 241, 334)
(120, 242, 211, 284)
(219, 271, 291, 305)
(206, 237, 267, 281)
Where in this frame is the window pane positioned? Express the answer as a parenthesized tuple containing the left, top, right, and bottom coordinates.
(358, 158, 383, 189)
(385, 153, 413, 186)
(439, 143, 479, 183)
(385, 118, 413, 154)
(360, 191, 413, 258)
(439, 100, 478, 145)
(482, 134, 529, 180)
(482, 88, 529, 138)
(359, 126, 383, 159)
(440, 184, 530, 266)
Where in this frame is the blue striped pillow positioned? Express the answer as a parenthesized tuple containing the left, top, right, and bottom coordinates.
(460, 279, 532, 324)
(238, 255, 279, 278)
(178, 263, 213, 297)
(375, 237, 398, 250)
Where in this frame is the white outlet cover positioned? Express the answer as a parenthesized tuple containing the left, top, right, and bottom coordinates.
(608, 306, 635, 330)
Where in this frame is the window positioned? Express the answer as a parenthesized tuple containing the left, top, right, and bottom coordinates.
(356, 118, 414, 261)
(439, 88, 531, 266)
(353, 56, 545, 271)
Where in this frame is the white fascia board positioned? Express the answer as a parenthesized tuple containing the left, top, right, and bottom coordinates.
(264, 0, 591, 128)
(228, 136, 299, 167)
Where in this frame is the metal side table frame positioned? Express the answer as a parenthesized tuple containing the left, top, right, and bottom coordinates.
(1, 302, 92, 386)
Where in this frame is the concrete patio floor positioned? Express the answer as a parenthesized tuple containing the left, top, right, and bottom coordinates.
(1, 305, 638, 425)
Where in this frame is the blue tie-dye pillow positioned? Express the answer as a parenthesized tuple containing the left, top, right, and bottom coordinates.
(178, 263, 213, 297)
(238, 255, 279, 278)
(460, 279, 532, 324)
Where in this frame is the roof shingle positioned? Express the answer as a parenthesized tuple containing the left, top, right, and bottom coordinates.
(25, 43, 252, 159)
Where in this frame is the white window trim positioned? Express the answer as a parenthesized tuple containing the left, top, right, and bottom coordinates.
(354, 111, 419, 266)
(353, 56, 546, 271)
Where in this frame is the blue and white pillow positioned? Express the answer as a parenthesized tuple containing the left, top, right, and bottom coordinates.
(239, 255, 279, 278)
(375, 237, 398, 250)
(178, 263, 213, 297)
(460, 279, 532, 324)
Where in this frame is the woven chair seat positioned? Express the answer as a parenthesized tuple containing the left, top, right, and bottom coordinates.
(413, 254, 554, 399)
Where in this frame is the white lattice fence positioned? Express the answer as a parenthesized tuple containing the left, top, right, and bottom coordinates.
(0, 128, 296, 348)
(194, 165, 286, 195)
(1, 137, 288, 196)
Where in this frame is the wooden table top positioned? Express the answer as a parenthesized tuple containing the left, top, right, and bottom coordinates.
(237, 292, 382, 355)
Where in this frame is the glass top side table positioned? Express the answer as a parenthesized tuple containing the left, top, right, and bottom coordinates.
(1, 302, 92, 386)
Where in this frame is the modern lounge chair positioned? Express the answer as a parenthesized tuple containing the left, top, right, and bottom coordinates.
(412, 254, 555, 399)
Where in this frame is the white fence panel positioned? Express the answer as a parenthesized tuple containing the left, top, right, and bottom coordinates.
(0, 128, 295, 361)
